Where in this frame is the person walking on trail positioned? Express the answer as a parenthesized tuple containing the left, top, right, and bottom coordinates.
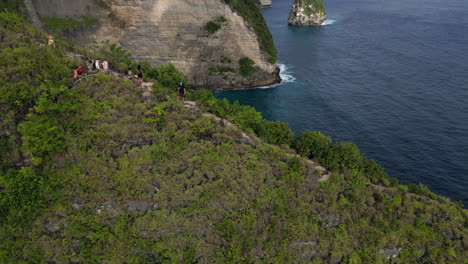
(178, 82, 186, 102)
(102, 59, 109, 74)
(137, 64, 144, 81)
(47, 33, 55, 48)
(94, 59, 101, 71)
(73, 66, 84, 80)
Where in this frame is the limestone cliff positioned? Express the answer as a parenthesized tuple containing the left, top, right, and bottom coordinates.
(288, 0, 326, 26)
(24, 0, 279, 89)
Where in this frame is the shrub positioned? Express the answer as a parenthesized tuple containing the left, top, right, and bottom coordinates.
(293, 131, 331, 159)
(146, 64, 183, 89)
(205, 21, 221, 34)
(256, 120, 294, 145)
(239, 57, 259, 78)
(323, 142, 362, 171)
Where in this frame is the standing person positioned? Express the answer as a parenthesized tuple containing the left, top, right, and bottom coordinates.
(102, 59, 109, 74)
(137, 64, 144, 82)
(127, 67, 133, 80)
(47, 33, 55, 48)
(177, 82, 186, 102)
(94, 59, 101, 71)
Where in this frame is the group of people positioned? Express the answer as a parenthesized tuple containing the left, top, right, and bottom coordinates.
(127, 65, 144, 87)
(92, 59, 110, 73)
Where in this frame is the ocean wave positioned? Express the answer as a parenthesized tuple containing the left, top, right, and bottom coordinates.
(278, 63, 296, 84)
(322, 19, 336, 26)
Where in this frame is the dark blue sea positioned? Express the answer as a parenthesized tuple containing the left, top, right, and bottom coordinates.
(215, 0, 468, 205)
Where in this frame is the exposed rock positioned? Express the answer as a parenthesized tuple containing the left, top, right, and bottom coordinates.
(44, 221, 61, 233)
(97, 200, 121, 216)
(127, 200, 152, 212)
(259, 0, 272, 8)
(377, 248, 402, 259)
(292, 241, 317, 247)
(288, 0, 326, 26)
(24, 0, 279, 89)
(321, 214, 340, 228)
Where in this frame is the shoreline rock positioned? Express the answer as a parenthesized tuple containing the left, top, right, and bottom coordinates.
(288, 0, 326, 26)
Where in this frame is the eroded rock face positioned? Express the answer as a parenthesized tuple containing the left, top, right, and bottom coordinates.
(24, 0, 278, 89)
(288, 0, 326, 26)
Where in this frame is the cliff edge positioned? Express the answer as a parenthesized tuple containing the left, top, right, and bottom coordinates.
(23, 0, 278, 89)
(288, 0, 326, 26)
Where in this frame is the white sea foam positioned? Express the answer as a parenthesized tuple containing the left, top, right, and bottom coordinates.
(322, 19, 336, 26)
(278, 63, 296, 84)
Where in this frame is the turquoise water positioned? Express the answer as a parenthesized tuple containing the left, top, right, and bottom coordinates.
(215, 0, 468, 204)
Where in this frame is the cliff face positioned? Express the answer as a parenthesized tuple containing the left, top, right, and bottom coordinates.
(288, 0, 326, 26)
(24, 0, 278, 89)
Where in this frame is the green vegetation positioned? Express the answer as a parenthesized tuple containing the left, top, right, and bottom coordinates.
(204, 17, 227, 34)
(209, 65, 236, 75)
(95, 0, 111, 10)
(238, 57, 259, 77)
(205, 21, 221, 34)
(0, 0, 24, 13)
(300, 0, 326, 16)
(224, 0, 278, 64)
(40, 16, 98, 33)
(1, 12, 467, 263)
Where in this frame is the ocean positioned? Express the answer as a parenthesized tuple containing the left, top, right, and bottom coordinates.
(215, 0, 468, 205)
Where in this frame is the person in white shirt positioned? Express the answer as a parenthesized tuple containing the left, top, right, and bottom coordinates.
(102, 59, 109, 74)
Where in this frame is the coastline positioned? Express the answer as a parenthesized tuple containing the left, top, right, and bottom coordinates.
(195, 66, 282, 91)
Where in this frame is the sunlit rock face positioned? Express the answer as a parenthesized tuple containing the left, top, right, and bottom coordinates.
(24, 0, 278, 89)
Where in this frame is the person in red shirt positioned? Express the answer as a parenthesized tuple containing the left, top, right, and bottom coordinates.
(73, 66, 84, 80)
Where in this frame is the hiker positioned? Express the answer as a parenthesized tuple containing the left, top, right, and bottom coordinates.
(127, 68, 133, 80)
(47, 33, 55, 48)
(177, 82, 186, 102)
(137, 64, 144, 82)
(102, 59, 109, 74)
(93, 59, 101, 71)
(135, 75, 142, 87)
(73, 66, 84, 80)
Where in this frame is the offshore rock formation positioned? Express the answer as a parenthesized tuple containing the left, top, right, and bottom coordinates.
(288, 0, 326, 26)
(259, 0, 272, 8)
(24, 0, 278, 89)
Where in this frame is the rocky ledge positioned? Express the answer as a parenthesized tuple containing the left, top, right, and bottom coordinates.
(288, 0, 326, 26)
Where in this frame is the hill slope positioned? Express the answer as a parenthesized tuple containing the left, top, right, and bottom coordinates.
(0, 13, 467, 263)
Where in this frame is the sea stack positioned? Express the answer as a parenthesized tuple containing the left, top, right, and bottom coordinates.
(288, 0, 326, 26)
(259, 0, 272, 8)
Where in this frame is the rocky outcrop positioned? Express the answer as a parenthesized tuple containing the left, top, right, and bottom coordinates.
(24, 0, 278, 89)
(288, 0, 326, 26)
(259, 0, 272, 8)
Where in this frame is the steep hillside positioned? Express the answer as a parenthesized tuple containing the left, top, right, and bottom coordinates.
(21, 0, 278, 89)
(1, 13, 467, 263)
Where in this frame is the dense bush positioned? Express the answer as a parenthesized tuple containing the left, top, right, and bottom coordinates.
(238, 57, 259, 77)
(256, 120, 294, 145)
(293, 131, 331, 159)
(146, 63, 183, 89)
